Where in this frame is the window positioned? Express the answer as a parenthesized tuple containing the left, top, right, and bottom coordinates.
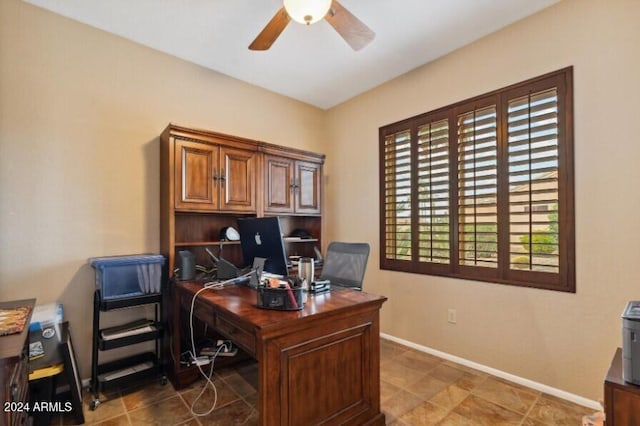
(379, 68, 574, 292)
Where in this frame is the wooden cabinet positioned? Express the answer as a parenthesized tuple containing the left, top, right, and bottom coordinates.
(175, 139, 256, 212)
(264, 155, 321, 215)
(160, 124, 325, 388)
(161, 124, 325, 276)
(605, 348, 640, 425)
(1, 299, 35, 426)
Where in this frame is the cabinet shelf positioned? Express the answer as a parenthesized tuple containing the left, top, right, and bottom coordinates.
(174, 240, 240, 248)
(283, 237, 319, 243)
(174, 238, 319, 248)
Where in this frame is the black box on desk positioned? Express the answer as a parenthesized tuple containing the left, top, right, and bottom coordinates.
(257, 287, 305, 311)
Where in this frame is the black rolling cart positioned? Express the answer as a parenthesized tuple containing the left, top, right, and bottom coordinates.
(88, 255, 167, 410)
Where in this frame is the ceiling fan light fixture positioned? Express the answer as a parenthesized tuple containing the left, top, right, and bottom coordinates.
(283, 0, 332, 25)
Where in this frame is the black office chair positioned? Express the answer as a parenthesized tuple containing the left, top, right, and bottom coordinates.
(320, 242, 370, 290)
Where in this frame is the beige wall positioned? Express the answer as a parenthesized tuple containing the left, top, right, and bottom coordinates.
(325, 0, 640, 400)
(2, 0, 638, 403)
(0, 0, 325, 377)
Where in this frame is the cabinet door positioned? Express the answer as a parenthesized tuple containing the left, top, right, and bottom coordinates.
(611, 387, 640, 425)
(175, 140, 218, 210)
(219, 146, 256, 212)
(264, 155, 295, 214)
(295, 161, 322, 215)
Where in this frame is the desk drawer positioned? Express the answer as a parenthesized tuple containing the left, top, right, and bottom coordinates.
(216, 314, 255, 356)
(182, 294, 217, 330)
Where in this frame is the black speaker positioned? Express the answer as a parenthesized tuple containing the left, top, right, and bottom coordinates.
(178, 250, 195, 281)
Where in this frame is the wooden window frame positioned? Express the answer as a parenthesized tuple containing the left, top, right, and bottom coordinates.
(379, 67, 575, 292)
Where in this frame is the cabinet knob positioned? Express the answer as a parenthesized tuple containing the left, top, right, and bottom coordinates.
(212, 170, 219, 181)
(220, 169, 226, 181)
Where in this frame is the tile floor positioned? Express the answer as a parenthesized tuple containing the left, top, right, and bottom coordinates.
(55, 339, 594, 425)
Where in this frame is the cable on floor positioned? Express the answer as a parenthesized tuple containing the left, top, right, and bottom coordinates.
(187, 271, 254, 417)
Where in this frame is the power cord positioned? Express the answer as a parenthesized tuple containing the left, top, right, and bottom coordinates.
(187, 270, 254, 417)
(208, 265, 255, 289)
(186, 343, 225, 417)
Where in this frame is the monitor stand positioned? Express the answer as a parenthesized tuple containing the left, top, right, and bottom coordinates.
(247, 258, 266, 288)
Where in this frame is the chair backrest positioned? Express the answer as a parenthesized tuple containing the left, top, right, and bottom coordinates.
(320, 242, 370, 290)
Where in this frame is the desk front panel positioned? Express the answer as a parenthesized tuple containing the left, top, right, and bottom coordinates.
(262, 307, 382, 425)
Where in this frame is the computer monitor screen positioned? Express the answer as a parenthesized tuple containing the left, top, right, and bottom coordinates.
(237, 217, 289, 276)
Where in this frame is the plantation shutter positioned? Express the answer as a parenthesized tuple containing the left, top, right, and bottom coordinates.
(457, 105, 499, 268)
(417, 119, 450, 264)
(383, 130, 413, 261)
(379, 68, 573, 291)
(507, 88, 560, 273)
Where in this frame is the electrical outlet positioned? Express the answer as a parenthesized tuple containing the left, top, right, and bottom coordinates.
(447, 308, 457, 324)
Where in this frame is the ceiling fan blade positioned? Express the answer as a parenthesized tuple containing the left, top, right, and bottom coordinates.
(249, 7, 290, 51)
(325, 0, 375, 51)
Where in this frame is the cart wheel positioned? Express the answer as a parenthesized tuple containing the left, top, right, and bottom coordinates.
(160, 375, 168, 386)
(89, 399, 100, 411)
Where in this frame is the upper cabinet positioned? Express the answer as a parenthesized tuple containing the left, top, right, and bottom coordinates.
(173, 134, 257, 213)
(160, 124, 325, 273)
(264, 155, 321, 215)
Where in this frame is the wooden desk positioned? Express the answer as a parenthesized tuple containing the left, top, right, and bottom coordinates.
(604, 348, 640, 425)
(0, 298, 35, 426)
(176, 282, 387, 425)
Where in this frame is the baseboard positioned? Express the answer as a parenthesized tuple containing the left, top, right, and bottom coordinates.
(380, 333, 601, 411)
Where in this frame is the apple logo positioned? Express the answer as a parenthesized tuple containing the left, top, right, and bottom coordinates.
(255, 232, 262, 245)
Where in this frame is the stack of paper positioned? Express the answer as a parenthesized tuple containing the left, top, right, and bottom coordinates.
(101, 319, 155, 341)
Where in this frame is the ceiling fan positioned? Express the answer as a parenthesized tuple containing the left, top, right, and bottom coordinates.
(249, 0, 375, 51)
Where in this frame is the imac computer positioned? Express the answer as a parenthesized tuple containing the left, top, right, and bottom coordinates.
(237, 217, 289, 276)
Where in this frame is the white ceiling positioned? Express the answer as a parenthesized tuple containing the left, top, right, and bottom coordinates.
(23, 0, 560, 109)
